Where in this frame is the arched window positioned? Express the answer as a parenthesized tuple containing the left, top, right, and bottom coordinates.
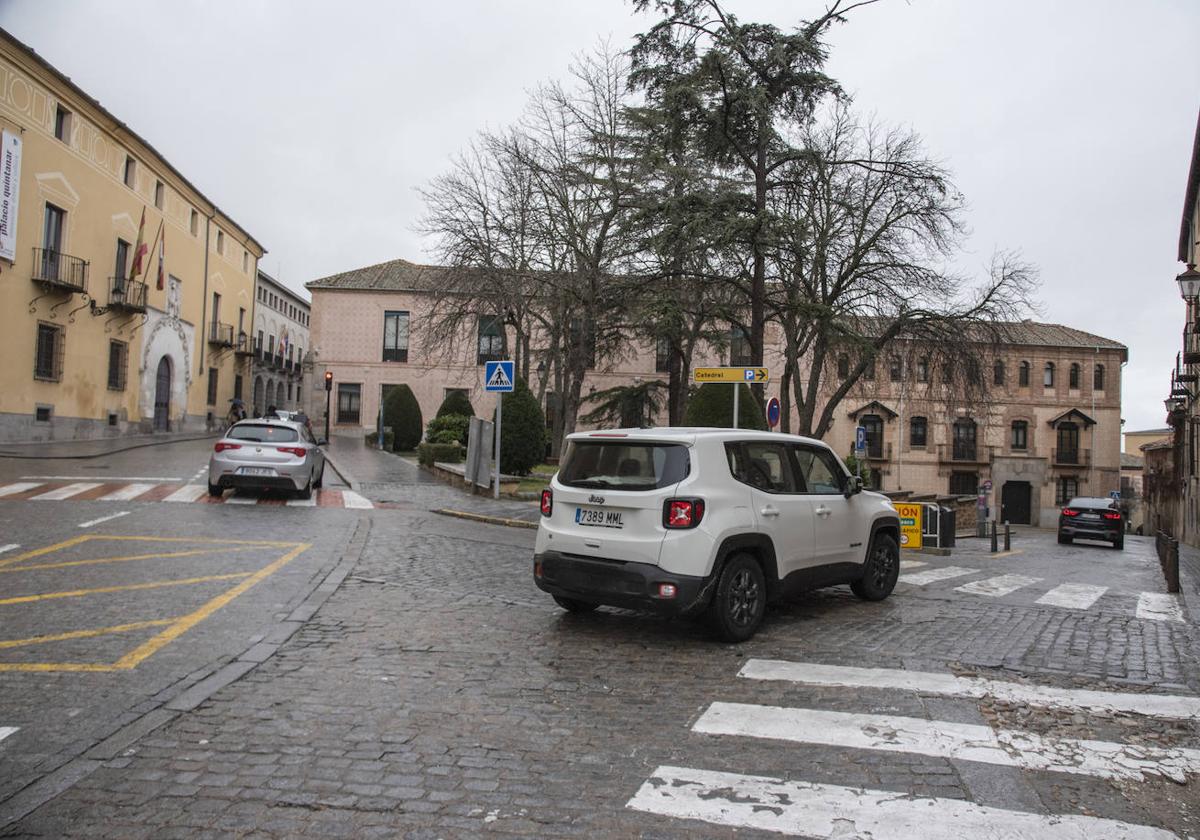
(993, 360, 1005, 386)
(1069, 363, 1080, 389)
(910, 416, 927, 448)
(1011, 420, 1028, 451)
(837, 354, 849, 378)
(1018, 361, 1030, 387)
(1043, 362, 1055, 387)
(1094, 364, 1105, 391)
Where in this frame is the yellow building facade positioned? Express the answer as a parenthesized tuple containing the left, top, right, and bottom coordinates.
(0, 29, 265, 442)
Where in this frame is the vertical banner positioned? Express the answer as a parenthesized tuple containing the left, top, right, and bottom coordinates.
(894, 502, 923, 549)
(0, 130, 22, 262)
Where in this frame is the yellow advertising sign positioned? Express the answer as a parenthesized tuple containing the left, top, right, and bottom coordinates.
(894, 502, 923, 550)
(693, 367, 770, 384)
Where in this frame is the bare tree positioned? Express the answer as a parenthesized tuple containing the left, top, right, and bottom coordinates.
(766, 104, 1038, 438)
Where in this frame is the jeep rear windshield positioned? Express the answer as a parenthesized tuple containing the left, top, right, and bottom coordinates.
(558, 441, 689, 491)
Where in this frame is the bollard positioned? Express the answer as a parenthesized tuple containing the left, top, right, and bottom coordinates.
(1167, 538, 1181, 594)
(1004, 522, 1011, 552)
(990, 520, 998, 553)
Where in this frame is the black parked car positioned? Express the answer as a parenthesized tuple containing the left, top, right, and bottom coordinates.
(1057, 497, 1124, 549)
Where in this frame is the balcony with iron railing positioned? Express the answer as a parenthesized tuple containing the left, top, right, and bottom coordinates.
(107, 277, 147, 312)
(937, 443, 994, 465)
(32, 247, 88, 294)
(1051, 447, 1091, 467)
(208, 321, 234, 347)
(273, 353, 283, 369)
(1184, 324, 1200, 366)
(234, 331, 252, 356)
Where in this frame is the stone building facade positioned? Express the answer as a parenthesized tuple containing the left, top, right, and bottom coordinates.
(250, 270, 309, 416)
(0, 28, 265, 442)
(307, 258, 1126, 525)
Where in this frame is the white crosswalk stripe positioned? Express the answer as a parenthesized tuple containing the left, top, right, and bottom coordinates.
(1136, 592, 1185, 623)
(163, 484, 208, 503)
(97, 483, 156, 502)
(0, 544, 19, 556)
(899, 559, 927, 570)
(0, 726, 16, 743)
(628, 765, 1176, 840)
(342, 490, 374, 509)
(954, 573, 1041, 597)
(30, 482, 101, 501)
(224, 495, 260, 505)
(0, 482, 41, 498)
(693, 701, 1200, 782)
(285, 495, 317, 507)
(898, 565, 978, 585)
(1036, 582, 1108, 609)
(739, 660, 1200, 720)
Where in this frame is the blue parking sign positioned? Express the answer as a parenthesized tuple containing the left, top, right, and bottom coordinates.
(484, 360, 515, 392)
(855, 426, 867, 452)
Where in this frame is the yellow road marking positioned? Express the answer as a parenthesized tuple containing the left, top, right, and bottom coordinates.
(0, 662, 126, 672)
(86, 535, 301, 547)
(0, 546, 258, 575)
(0, 619, 175, 650)
(0, 534, 93, 569)
(0, 573, 252, 606)
(113, 542, 310, 669)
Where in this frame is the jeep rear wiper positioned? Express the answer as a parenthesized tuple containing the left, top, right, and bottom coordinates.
(570, 479, 612, 488)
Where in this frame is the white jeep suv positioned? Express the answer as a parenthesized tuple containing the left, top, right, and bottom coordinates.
(533, 428, 901, 642)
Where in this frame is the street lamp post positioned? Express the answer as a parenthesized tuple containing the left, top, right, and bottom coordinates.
(323, 370, 333, 443)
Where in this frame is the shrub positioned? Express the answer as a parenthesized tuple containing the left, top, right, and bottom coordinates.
(364, 429, 394, 450)
(683, 383, 768, 430)
(426, 413, 471, 446)
(498, 377, 546, 476)
(418, 441, 463, 466)
(383, 384, 423, 452)
(436, 390, 475, 418)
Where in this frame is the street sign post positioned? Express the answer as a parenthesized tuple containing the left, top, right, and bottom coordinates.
(693, 367, 770, 429)
(766, 396, 781, 429)
(484, 361, 515, 499)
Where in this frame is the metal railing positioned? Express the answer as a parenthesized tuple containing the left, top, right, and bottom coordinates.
(1185, 326, 1200, 366)
(1052, 447, 1090, 467)
(864, 441, 892, 461)
(938, 443, 993, 464)
(32, 247, 88, 293)
(273, 353, 283, 369)
(108, 277, 147, 311)
(208, 322, 234, 347)
(235, 331, 251, 355)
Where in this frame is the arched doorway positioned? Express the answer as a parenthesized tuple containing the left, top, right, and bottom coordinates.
(153, 356, 172, 431)
(253, 376, 264, 417)
(276, 381, 286, 409)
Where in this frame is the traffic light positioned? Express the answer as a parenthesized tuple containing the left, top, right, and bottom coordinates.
(324, 370, 333, 392)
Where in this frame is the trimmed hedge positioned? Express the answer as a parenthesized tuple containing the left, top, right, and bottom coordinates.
(436, 390, 475, 418)
(427, 413, 471, 446)
(498, 377, 546, 476)
(683, 383, 768, 430)
(364, 429, 395, 450)
(383, 384, 423, 452)
(418, 442, 463, 466)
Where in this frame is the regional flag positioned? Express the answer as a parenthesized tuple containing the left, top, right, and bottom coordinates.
(129, 207, 148, 282)
(156, 228, 165, 290)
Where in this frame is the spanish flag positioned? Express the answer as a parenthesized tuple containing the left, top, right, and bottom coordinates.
(129, 207, 148, 282)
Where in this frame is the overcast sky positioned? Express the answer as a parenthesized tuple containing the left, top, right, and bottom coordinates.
(1, 0, 1196, 435)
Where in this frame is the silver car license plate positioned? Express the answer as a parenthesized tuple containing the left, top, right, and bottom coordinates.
(239, 467, 275, 476)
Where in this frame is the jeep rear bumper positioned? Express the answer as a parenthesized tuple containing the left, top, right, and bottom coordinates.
(534, 550, 713, 616)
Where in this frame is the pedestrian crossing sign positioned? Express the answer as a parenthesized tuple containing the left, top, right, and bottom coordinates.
(484, 360, 515, 392)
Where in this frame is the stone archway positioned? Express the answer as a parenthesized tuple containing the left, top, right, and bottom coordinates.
(253, 376, 264, 417)
(276, 381, 286, 409)
(153, 356, 172, 431)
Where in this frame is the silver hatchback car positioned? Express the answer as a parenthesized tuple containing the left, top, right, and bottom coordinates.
(208, 419, 326, 499)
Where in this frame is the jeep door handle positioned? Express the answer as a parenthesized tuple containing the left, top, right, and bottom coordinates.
(815, 506, 832, 518)
(760, 505, 780, 517)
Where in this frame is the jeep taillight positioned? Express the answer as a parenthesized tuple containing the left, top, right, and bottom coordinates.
(540, 489, 553, 517)
(664, 498, 704, 529)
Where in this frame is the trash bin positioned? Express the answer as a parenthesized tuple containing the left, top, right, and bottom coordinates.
(938, 505, 956, 549)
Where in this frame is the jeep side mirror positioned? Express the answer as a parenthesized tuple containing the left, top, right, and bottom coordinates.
(846, 475, 864, 497)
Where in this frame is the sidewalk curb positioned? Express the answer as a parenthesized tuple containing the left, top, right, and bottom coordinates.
(0, 433, 216, 461)
(432, 508, 537, 530)
(0, 516, 372, 831)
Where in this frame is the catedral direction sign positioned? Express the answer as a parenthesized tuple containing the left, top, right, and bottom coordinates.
(894, 502, 923, 550)
(694, 367, 770, 384)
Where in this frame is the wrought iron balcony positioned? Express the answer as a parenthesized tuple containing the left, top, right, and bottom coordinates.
(273, 353, 283, 369)
(1184, 326, 1200, 366)
(937, 443, 994, 464)
(1051, 448, 1091, 467)
(208, 321, 234, 347)
(107, 277, 147, 312)
(32, 247, 88, 293)
(234, 331, 253, 356)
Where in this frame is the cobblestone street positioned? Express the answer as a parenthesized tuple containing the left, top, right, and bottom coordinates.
(2, 488, 1196, 838)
